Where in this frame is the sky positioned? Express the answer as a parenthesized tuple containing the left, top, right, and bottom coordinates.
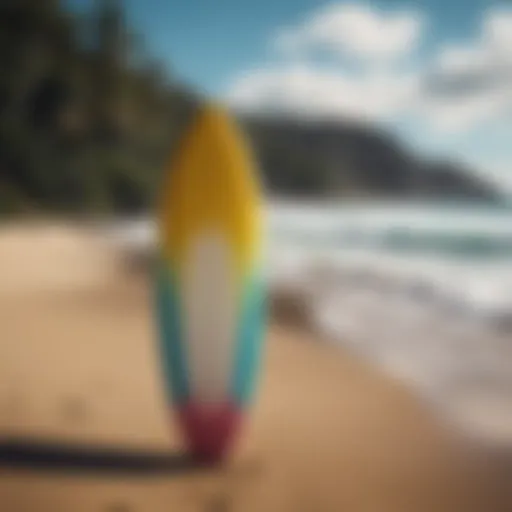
(68, 0, 512, 190)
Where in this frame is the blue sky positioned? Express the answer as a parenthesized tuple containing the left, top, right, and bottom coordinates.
(68, 0, 512, 189)
(69, 0, 503, 93)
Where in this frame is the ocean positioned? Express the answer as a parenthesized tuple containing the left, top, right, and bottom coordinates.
(105, 200, 512, 449)
(267, 201, 512, 315)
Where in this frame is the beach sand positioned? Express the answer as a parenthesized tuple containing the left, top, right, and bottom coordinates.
(0, 224, 509, 511)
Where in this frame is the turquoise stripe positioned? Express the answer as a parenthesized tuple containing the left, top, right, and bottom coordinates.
(154, 260, 189, 404)
(231, 271, 267, 406)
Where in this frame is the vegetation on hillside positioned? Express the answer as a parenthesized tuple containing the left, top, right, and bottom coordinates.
(0, 0, 196, 216)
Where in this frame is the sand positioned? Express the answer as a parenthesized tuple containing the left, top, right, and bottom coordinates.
(0, 224, 509, 511)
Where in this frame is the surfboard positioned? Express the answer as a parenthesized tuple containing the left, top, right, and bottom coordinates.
(154, 103, 266, 463)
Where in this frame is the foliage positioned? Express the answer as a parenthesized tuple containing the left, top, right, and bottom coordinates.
(0, 0, 196, 216)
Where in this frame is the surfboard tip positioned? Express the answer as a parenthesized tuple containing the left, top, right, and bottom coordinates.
(177, 403, 242, 464)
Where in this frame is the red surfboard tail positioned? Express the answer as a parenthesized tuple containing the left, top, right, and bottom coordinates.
(177, 402, 242, 463)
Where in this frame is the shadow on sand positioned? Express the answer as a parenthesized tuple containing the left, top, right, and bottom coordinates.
(0, 437, 208, 477)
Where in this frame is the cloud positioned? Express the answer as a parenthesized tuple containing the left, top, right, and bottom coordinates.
(435, 46, 490, 76)
(485, 8, 512, 54)
(420, 86, 510, 132)
(229, 3, 424, 123)
(228, 65, 419, 124)
(226, 4, 512, 134)
(422, 7, 512, 132)
(274, 3, 424, 63)
(430, 8, 512, 95)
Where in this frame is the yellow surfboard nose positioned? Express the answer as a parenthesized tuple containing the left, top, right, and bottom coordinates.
(158, 103, 263, 276)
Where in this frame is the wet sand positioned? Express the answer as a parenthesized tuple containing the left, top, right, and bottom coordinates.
(0, 225, 509, 511)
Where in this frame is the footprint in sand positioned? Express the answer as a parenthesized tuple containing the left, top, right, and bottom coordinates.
(206, 492, 232, 512)
(191, 459, 264, 512)
(1, 390, 26, 420)
(61, 396, 88, 424)
(105, 502, 133, 512)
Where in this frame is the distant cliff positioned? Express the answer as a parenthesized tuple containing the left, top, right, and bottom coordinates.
(243, 116, 501, 202)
